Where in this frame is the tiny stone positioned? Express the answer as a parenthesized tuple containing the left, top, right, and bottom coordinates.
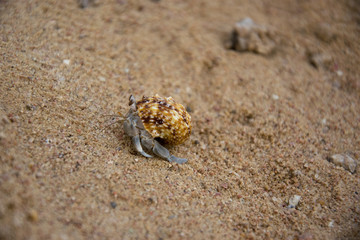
(0, 132, 6, 140)
(27, 209, 38, 222)
(79, 0, 90, 8)
(288, 195, 301, 208)
(35, 172, 43, 178)
(63, 59, 70, 65)
(229, 17, 276, 55)
(25, 105, 36, 111)
(314, 23, 335, 43)
(272, 94, 279, 100)
(308, 52, 332, 69)
(200, 143, 207, 150)
(110, 202, 117, 209)
(329, 154, 357, 173)
(96, 173, 102, 179)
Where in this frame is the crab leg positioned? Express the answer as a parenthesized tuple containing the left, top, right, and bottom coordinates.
(124, 117, 153, 158)
(132, 135, 153, 158)
(153, 141, 187, 164)
(141, 137, 187, 164)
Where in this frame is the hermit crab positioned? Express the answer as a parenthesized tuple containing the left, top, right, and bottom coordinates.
(123, 94, 192, 164)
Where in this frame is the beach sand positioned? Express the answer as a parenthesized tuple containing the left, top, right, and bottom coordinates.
(1, 0, 359, 239)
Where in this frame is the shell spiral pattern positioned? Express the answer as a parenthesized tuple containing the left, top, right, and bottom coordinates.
(136, 94, 192, 145)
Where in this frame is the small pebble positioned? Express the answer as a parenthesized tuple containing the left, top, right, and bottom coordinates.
(79, 0, 96, 8)
(25, 104, 36, 111)
(110, 202, 117, 209)
(0, 132, 6, 140)
(200, 143, 207, 150)
(272, 94, 279, 100)
(79, 0, 90, 8)
(328, 154, 357, 173)
(27, 209, 38, 222)
(228, 17, 276, 55)
(308, 51, 332, 69)
(35, 172, 43, 178)
(63, 59, 70, 65)
(314, 23, 335, 43)
(288, 195, 301, 208)
(336, 70, 343, 77)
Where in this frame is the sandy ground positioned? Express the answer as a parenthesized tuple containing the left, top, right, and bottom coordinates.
(1, 0, 360, 239)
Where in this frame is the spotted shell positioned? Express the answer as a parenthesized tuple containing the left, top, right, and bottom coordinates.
(136, 94, 192, 145)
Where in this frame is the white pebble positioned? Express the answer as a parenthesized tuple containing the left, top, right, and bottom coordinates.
(63, 59, 70, 65)
(288, 195, 301, 208)
(272, 94, 279, 100)
(329, 154, 357, 173)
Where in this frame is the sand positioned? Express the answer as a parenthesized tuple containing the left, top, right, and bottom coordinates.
(0, 0, 359, 239)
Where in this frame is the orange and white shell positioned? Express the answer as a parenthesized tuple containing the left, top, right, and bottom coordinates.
(136, 94, 192, 145)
